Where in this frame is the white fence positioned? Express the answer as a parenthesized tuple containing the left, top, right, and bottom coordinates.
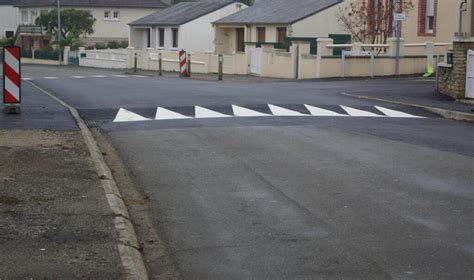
(78, 48, 128, 69)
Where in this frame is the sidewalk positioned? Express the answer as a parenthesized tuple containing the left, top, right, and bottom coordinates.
(341, 79, 474, 122)
(0, 83, 124, 278)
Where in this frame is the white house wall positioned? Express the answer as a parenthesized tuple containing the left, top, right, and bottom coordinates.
(18, 6, 160, 41)
(179, 3, 246, 52)
(290, 1, 350, 38)
(0, 5, 19, 39)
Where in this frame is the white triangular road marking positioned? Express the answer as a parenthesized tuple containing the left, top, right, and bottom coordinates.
(341, 106, 384, 117)
(268, 104, 306, 116)
(155, 107, 192, 120)
(232, 105, 270, 117)
(375, 106, 424, 118)
(113, 108, 151, 122)
(195, 106, 231, 118)
(304, 105, 346, 116)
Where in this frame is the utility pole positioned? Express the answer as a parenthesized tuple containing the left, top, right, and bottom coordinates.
(395, 0, 401, 76)
(57, 0, 61, 64)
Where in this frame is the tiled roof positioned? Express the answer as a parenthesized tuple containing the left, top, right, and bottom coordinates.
(129, 1, 235, 26)
(214, 0, 342, 25)
(15, 0, 168, 9)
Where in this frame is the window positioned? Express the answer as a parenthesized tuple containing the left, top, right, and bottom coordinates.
(104, 11, 110, 19)
(277, 27, 286, 44)
(236, 28, 245, 52)
(5, 31, 14, 38)
(159, 28, 164, 47)
(418, 0, 437, 36)
(113, 11, 120, 19)
(172, 28, 178, 48)
(30, 10, 37, 23)
(21, 11, 28, 23)
(257, 27, 266, 42)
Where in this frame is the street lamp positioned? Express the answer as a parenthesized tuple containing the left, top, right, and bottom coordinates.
(57, 0, 61, 63)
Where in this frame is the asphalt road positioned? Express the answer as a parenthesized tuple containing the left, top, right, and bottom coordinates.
(15, 65, 474, 279)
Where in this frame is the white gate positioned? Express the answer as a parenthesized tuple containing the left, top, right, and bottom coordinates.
(250, 48, 262, 75)
(465, 50, 474, 99)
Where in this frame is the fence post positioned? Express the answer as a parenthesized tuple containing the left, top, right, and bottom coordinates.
(159, 52, 162, 76)
(63, 46, 70, 65)
(32, 49, 35, 60)
(316, 38, 333, 78)
(218, 54, 223, 80)
(134, 52, 138, 73)
(127, 47, 135, 69)
(187, 53, 191, 77)
(425, 41, 434, 72)
(78, 47, 85, 65)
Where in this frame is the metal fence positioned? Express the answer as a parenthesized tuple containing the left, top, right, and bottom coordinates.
(21, 49, 60, 60)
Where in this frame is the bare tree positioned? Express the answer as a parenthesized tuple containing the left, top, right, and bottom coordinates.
(337, 0, 414, 45)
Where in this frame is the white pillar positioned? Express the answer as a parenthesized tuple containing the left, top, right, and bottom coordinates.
(425, 41, 434, 69)
(63, 46, 71, 65)
(387, 37, 405, 57)
(316, 38, 333, 78)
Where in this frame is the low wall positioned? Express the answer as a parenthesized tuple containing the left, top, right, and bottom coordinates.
(79, 57, 127, 69)
(317, 56, 427, 78)
(21, 58, 61, 65)
(261, 49, 293, 79)
(75, 44, 441, 80)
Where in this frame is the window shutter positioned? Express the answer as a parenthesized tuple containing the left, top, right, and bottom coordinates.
(426, 0, 435, 17)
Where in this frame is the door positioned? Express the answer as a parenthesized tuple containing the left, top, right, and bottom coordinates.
(69, 50, 79, 65)
(277, 27, 286, 44)
(257, 27, 266, 43)
(250, 48, 262, 75)
(236, 28, 245, 52)
(465, 50, 474, 98)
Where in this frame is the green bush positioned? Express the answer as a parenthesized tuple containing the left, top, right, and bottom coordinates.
(0, 38, 14, 47)
(107, 40, 120, 49)
(119, 40, 129, 48)
(94, 42, 107, 49)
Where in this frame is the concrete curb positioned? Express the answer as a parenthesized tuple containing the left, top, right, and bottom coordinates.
(340, 92, 474, 122)
(27, 81, 149, 280)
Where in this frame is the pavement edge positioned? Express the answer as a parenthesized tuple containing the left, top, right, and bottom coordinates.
(340, 92, 474, 122)
(27, 81, 149, 280)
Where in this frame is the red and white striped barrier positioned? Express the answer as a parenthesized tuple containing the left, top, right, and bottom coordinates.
(3, 46, 21, 106)
(179, 49, 187, 77)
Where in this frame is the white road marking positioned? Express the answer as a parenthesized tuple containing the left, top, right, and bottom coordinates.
(375, 106, 425, 118)
(44, 77, 59, 79)
(91, 75, 106, 78)
(304, 104, 346, 116)
(21, 78, 33, 81)
(155, 107, 192, 120)
(113, 75, 129, 78)
(341, 106, 384, 117)
(195, 106, 231, 118)
(71, 76, 85, 79)
(130, 75, 147, 78)
(232, 105, 270, 117)
(113, 108, 151, 122)
(268, 104, 306, 116)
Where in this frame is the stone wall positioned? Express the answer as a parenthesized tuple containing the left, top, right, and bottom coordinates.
(438, 40, 474, 99)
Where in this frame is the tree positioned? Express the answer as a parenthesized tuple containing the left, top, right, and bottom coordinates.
(35, 9, 96, 49)
(336, 0, 414, 45)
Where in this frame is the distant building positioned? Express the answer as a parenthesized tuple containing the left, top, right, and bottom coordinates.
(15, 0, 168, 46)
(0, 0, 19, 39)
(129, 1, 246, 51)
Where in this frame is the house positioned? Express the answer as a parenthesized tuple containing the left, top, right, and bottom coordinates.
(213, 0, 351, 54)
(15, 0, 168, 46)
(129, 1, 247, 51)
(400, 0, 473, 44)
(0, 0, 19, 39)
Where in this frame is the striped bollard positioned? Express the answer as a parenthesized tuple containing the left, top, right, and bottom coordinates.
(3, 46, 21, 114)
(179, 49, 187, 77)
